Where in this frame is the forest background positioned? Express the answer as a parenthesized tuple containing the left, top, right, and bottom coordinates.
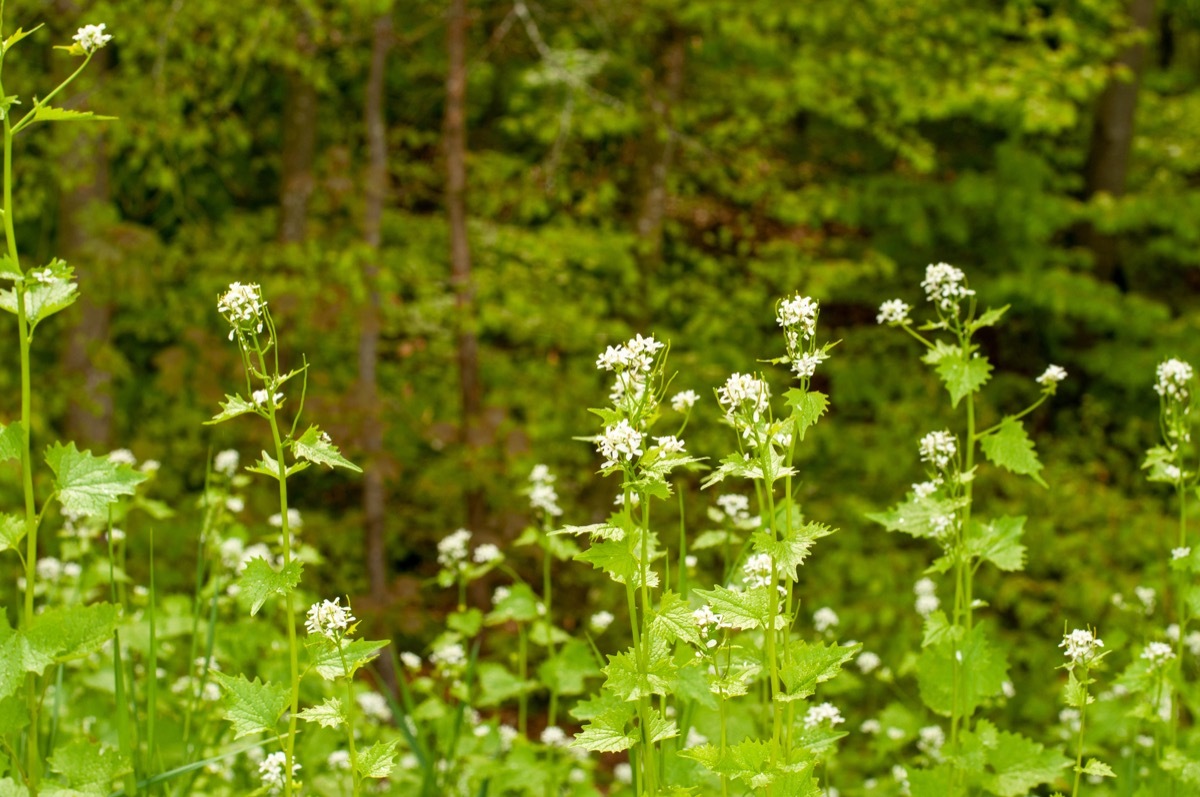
(4, 0, 1200, 740)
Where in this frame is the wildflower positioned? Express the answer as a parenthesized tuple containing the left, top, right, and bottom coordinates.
(791, 350, 829, 379)
(252, 389, 284, 408)
(930, 514, 954, 538)
(915, 594, 940, 617)
(743, 553, 774, 589)
(528, 465, 563, 516)
(1037, 364, 1068, 388)
(140, 459, 161, 473)
(1142, 641, 1176, 668)
(305, 598, 355, 640)
(685, 554, 698, 568)
(225, 497, 244, 513)
(492, 586, 511, 606)
(431, 642, 467, 674)
(671, 390, 699, 412)
(912, 480, 940, 500)
(919, 430, 957, 471)
(857, 651, 882, 674)
(803, 702, 845, 729)
(63, 562, 82, 579)
(399, 652, 422, 671)
(918, 725, 946, 758)
(921, 262, 975, 313)
(861, 719, 882, 734)
(716, 494, 751, 520)
(813, 607, 839, 633)
(597, 419, 644, 469)
(1060, 629, 1104, 666)
(654, 435, 686, 454)
(498, 724, 520, 749)
(437, 529, 472, 569)
(327, 749, 351, 770)
(1165, 465, 1183, 482)
(693, 605, 722, 649)
(540, 726, 568, 746)
(36, 558, 63, 581)
(718, 373, 770, 420)
(1155, 358, 1193, 402)
(685, 727, 708, 749)
(356, 691, 392, 723)
(473, 543, 503, 564)
(1135, 586, 1156, 614)
(268, 508, 303, 529)
(877, 299, 911, 325)
(258, 751, 299, 794)
(595, 334, 664, 374)
(1173, 547, 1191, 560)
(73, 23, 113, 53)
(214, 449, 240, 477)
(1001, 681, 1015, 698)
(108, 448, 137, 466)
(590, 611, 614, 633)
(218, 282, 267, 340)
(777, 294, 819, 341)
(614, 763, 633, 784)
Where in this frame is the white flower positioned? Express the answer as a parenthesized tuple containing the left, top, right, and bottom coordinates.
(813, 607, 839, 633)
(892, 765, 909, 783)
(540, 726, 568, 746)
(915, 594, 940, 617)
(357, 691, 392, 722)
(912, 480, 940, 500)
(590, 611, 614, 633)
(918, 725, 946, 758)
(684, 727, 708, 749)
(595, 334, 664, 373)
(1060, 629, 1104, 665)
(614, 762, 633, 784)
(63, 562, 82, 579)
(654, 435, 686, 454)
(919, 430, 957, 471)
(252, 389, 284, 408)
(492, 586, 511, 606)
(1135, 586, 1156, 613)
(597, 419, 644, 468)
(742, 553, 774, 588)
(791, 350, 829, 379)
(529, 464, 553, 484)
(861, 719, 882, 734)
(327, 750, 351, 771)
(1173, 547, 1191, 560)
(857, 651, 882, 674)
(437, 529, 472, 568)
(225, 497, 244, 513)
(305, 598, 355, 640)
(258, 751, 299, 794)
(1165, 465, 1183, 482)
(214, 449, 240, 477)
(108, 448, 137, 466)
(268, 508, 303, 529)
(218, 282, 267, 339)
(921, 262, 975, 312)
(671, 390, 699, 412)
(877, 299, 911, 325)
(777, 294, 819, 340)
(1037, 364, 1068, 387)
(1001, 681, 1015, 698)
(431, 642, 467, 673)
(473, 543, 503, 564)
(400, 652, 422, 671)
(36, 558, 63, 581)
(693, 605, 722, 648)
(1143, 641, 1176, 668)
(716, 494, 751, 520)
(1155, 358, 1194, 402)
(73, 23, 113, 54)
(718, 373, 770, 419)
(140, 459, 161, 473)
(803, 702, 844, 729)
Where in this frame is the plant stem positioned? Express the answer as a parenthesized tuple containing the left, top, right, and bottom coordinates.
(1072, 667, 1089, 797)
(518, 622, 528, 736)
(338, 641, 362, 797)
(542, 531, 558, 727)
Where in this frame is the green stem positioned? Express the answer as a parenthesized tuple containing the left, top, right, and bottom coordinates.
(541, 532, 558, 727)
(760, 444, 783, 757)
(518, 622, 528, 737)
(1072, 667, 1089, 797)
(338, 640, 361, 797)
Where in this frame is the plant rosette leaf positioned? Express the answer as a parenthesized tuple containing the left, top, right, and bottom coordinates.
(45, 441, 147, 517)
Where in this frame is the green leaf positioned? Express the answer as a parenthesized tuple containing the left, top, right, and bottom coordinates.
(0, 262, 78, 326)
(867, 494, 970, 540)
(980, 723, 1070, 796)
(575, 528, 659, 589)
(48, 739, 131, 795)
(485, 582, 541, 625)
(917, 623, 1009, 718)
(969, 305, 1009, 332)
(291, 424, 361, 472)
(603, 637, 675, 701)
(646, 706, 679, 743)
(309, 638, 388, 680)
(750, 521, 835, 582)
(30, 106, 117, 124)
(784, 389, 828, 440)
(0, 695, 29, 735)
(980, 418, 1046, 486)
(0, 778, 27, 797)
(909, 765, 956, 797)
(0, 514, 24, 553)
(476, 662, 537, 707)
(447, 608, 483, 636)
(211, 672, 288, 739)
(205, 394, 259, 425)
(574, 702, 638, 752)
(934, 350, 992, 407)
(355, 739, 400, 779)
(651, 591, 702, 647)
(549, 522, 625, 541)
(538, 639, 601, 696)
(45, 442, 147, 517)
(779, 640, 861, 700)
(692, 585, 777, 631)
(965, 515, 1027, 572)
(1079, 758, 1115, 779)
(237, 558, 302, 616)
(297, 697, 344, 729)
(0, 256, 19, 281)
(0, 421, 22, 463)
(29, 603, 121, 662)
(3, 25, 42, 52)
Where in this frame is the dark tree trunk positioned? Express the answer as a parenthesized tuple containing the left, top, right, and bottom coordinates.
(278, 28, 319, 244)
(361, 8, 396, 697)
(446, 0, 486, 530)
(1080, 0, 1156, 287)
(634, 28, 686, 266)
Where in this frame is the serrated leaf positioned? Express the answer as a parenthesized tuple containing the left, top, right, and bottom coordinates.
(205, 394, 259, 425)
(0, 421, 22, 463)
(970, 305, 1009, 332)
(785, 389, 828, 440)
(485, 582, 541, 625)
(48, 739, 131, 794)
(692, 585, 775, 630)
(980, 418, 1046, 486)
(0, 267, 78, 326)
(45, 441, 147, 517)
(867, 494, 970, 540)
(751, 521, 834, 582)
(646, 706, 678, 743)
(548, 522, 625, 541)
(575, 527, 659, 589)
(3, 25, 42, 52)
(291, 424, 361, 472)
(917, 623, 1008, 718)
(30, 106, 117, 124)
(1080, 758, 1115, 779)
(909, 765, 956, 797)
(476, 662, 537, 707)
(309, 638, 388, 680)
(574, 702, 638, 752)
(965, 516, 1027, 572)
(30, 603, 121, 662)
(922, 610, 953, 648)
(651, 591, 702, 647)
(211, 672, 288, 738)
(538, 639, 600, 696)
(934, 350, 992, 406)
(0, 514, 24, 553)
(297, 697, 344, 729)
(780, 640, 861, 700)
(356, 738, 400, 779)
(0, 777, 26, 797)
(982, 725, 1070, 796)
(0, 256, 19, 281)
(238, 558, 302, 616)
(603, 637, 675, 701)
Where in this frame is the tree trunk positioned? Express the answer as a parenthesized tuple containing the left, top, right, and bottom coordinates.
(278, 24, 319, 244)
(1080, 0, 1156, 287)
(361, 7, 396, 697)
(634, 28, 686, 266)
(445, 0, 486, 530)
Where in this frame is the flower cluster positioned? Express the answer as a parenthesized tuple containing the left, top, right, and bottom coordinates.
(914, 578, 939, 616)
(73, 23, 113, 54)
(1142, 641, 1175, 668)
(304, 598, 355, 640)
(527, 464, 563, 517)
(1060, 628, 1104, 666)
(803, 702, 845, 729)
(473, 543, 502, 564)
(743, 553, 774, 589)
(215, 449, 240, 477)
(597, 419, 645, 469)
(590, 611, 614, 633)
(217, 282, 267, 340)
(1156, 358, 1194, 403)
(718, 373, 770, 423)
(813, 607, 839, 633)
(777, 294, 819, 341)
(876, 299, 911, 325)
(430, 641, 467, 675)
(693, 605, 722, 649)
(437, 528, 472, 569)
(671, 390, 698, 412)
(596, 334, 665, 406)
(1037, 364, 1067, 389)
(921, 263, 975, 313)
(919, 430, 958, 471)
(258, 751, 300, 794)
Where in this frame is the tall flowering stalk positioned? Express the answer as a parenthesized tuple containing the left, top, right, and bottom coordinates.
(209, 282, 363, 797)
(1060, 628, 1114, 795)
(872, 264, 1066, 791)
